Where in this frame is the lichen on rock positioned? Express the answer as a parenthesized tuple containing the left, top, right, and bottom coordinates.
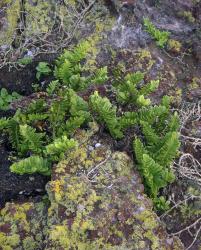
(0, 201, 48, 250)
(45, 124, 183, 249)
(0, 124, 184, 249)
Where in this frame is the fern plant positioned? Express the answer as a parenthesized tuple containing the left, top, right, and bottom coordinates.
(54, 40, 91, 90)
(90, 91, 123, 139)
(116, 71, 159, 106)
(54, 41, 108, 91)
(143, 18, 170, 48)
(133, 108, 180, 207)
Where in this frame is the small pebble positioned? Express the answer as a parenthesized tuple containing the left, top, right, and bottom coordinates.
(95, 143, 101, 148)
(88, 146, 94, 151)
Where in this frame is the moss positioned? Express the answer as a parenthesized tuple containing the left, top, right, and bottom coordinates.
(22, 236, 39, 250)
(167, 39, 182, 53)
(0, 0, 20, 45)
(180, 11, 195, 23)
(0, 201, 48, 249)
(0, 232, 20, 249)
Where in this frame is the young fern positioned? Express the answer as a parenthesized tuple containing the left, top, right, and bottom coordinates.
(65, 116, 86, 136)
(116, 71, 159, 107)
(143, 18, 170, 48)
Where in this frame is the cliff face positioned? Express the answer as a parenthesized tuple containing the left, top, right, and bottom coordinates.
(0, 1, 200, 249)
(0, 125, 184, 249)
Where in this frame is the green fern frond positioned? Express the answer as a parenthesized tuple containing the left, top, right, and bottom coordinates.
(136, 95, 151, 107)
(139, 80, 159, 96)
(125, 71, 144, 84)
(7, 119, 21, 150)
(142, 154, 169, 197)
(119, 112, 138, 129)
(138, 105, 167, 124)
(156, 131, 180, 166)
(27, 99, 47, 113)
(19, 125, 45, 154)
(0, 117, 9, 130)
(10, 156, 50, 175)
(27, 113, 48, 123)
(57, 59, 73, 84)
(161, 95, 171, 109)
(167, 112, 180, 132)
(91, 66, 108, 84)
(49, 98, 69, 138)
(90, 91, 123, 139)
(46, 80, 60, 95)
(65, 116, 86, 136)
(133, 138, 148, 165)
(45, 136, 77, 161)
(69, 40, 91, 64)
(140, 121, 160, 146)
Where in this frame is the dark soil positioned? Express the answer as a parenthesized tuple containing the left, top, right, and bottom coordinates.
(0, 140, 49, 208)
(0, 56, 56, 208)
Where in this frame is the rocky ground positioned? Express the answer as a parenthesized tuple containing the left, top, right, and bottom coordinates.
(0, 0, 200, 249)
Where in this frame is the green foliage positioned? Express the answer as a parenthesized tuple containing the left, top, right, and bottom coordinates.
(54, 41, 108, 91)
(0, 88, 21, 110)
(65, 116, 86, 136)
(0, 117, 9, 130)
(46, 80, 60, 95)
(7, 119, 21, 151)
(119, 111, 138, 129)
(45, 137, 77, 161)
(36, 62, 52, 80)
(54, 41, 91, 90)
(19, 124, 45, 154)
(116, 72, 159, 106)
(17, 56, 33, 66)
(133, 106, 180, 205)
(154, 196, 170, 211)
(10, 156, 50, 175)
(91, 66, 108, 84)
(1, 40, 181, 211)
(90, 91, 123, 139)
(143, 18, 170, 48)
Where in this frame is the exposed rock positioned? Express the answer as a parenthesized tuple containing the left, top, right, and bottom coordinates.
(0, 125, 183, 249)
(0, 201, 48, 250)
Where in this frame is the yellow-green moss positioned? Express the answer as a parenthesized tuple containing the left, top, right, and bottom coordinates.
(0, 0, 20, 45)
(0, 232, 20, 249)
(168, 39, 182, 53)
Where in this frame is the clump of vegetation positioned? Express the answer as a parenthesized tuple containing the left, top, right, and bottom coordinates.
(0, 88, 21, 110)
(167, 39, 182, 53)
(0, 40, 180, 210)
(133, 106, 180, 209)
(36, 62, 52, 80)
(143, 18, 170, 48)
(116, 71, 159, 106)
